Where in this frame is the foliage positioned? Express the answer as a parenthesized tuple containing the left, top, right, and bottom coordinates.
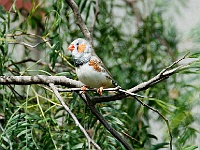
(0, 0, 199, 149)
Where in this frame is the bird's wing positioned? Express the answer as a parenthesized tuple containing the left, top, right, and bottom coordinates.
(91, 54, 118, 87)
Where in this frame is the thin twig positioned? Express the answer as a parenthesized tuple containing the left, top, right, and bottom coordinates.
(134, 97, 172, 150)
(49, 83, 101, 150)
(18, 41, 48, 48)
(2, 37, 49, 48)
(160, 52, 189, 74)
(58, 87, 147, 98)
(7, 58, 74, 73)
(121, 131, 140, 143)
(114, 88, 172, 149)
(5, 32, 42, 38)
(8, 58, 46, 67)
(57, 87, 119, 92)
(118, 88, 147, 98)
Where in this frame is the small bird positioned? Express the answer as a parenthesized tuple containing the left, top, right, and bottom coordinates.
(67, 38, 118, 95)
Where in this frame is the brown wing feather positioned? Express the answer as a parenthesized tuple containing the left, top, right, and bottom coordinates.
(91, 54, 118, 87)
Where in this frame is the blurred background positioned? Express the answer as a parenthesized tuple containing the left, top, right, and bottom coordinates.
(0, 0, 199, 149)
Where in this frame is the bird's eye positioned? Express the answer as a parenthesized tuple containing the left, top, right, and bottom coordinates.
(76, 42, 79, 46)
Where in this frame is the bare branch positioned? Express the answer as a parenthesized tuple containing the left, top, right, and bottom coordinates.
(65, 0, 92, 43)
(160, 52, 189, 74)
(8, 58, 46, 67)
(58, 86, 145, 98)
(49, 83, 101, 150)
(133, 96, 172, 150)
(121, 131, 140, 143)
(0, 75, 83, 87)
(78, 92, 134, 150)
(9, 40, 48, 48)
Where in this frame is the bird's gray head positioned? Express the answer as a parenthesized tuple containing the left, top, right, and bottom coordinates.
(67, 38, 92, 67)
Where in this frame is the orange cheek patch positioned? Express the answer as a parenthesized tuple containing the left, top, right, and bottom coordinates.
(78, 44, 86, 53)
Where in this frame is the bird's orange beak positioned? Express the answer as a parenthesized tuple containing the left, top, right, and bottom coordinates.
(68, 44, 75, 51)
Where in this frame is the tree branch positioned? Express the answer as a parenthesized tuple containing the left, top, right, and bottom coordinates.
(65, 0, 92, 43)
(78, 92, 134, 150)
(0, 54, 188, 96)
(49, 83, 101, 150)
(0, 75, 83, 87)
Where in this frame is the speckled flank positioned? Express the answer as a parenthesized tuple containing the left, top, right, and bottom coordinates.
(89, 59, 102, 72)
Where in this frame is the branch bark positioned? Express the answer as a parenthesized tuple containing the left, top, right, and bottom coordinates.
(78, 92, 134, 150)
(65, 0, 92, 43)
(0, 75, 83, 87)
(49, 83, 101, 150)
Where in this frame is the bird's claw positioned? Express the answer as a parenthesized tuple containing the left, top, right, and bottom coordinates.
(97, 86, 104, 95)
(81, 86, 87, 94)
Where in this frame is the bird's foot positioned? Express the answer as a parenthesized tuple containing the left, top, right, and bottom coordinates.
(81, 86, 88, 94)
(97, 86, 104, 95)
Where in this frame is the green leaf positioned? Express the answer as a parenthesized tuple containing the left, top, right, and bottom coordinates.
(184, 146, 199, 150)
(150, 142, 169, 150)
(17, 129, 31, 137)
(49, 41, 59, 69)
(80, 0, 88, 13)
(147, 134, 158, 140)
(71, 143, 84, 149)
(189, 52, 200, 58)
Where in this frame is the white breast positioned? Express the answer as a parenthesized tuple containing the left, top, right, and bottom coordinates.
(76, 63, 113, 88)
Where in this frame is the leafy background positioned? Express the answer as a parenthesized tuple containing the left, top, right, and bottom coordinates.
(0, 0, 199, 149)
